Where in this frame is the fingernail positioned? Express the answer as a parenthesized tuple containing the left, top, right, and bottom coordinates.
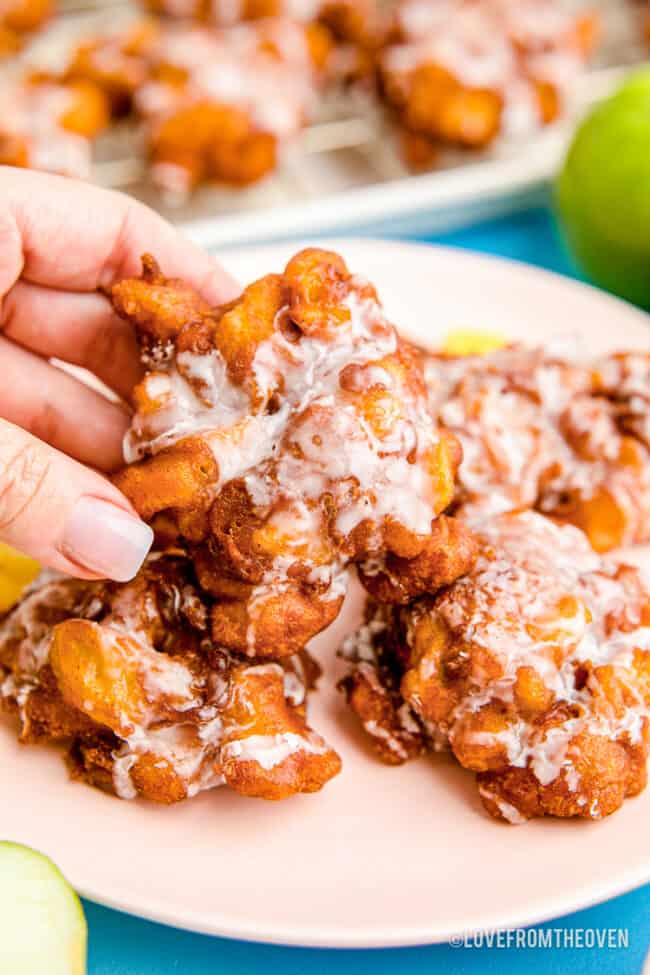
(62, 497, 153, 582)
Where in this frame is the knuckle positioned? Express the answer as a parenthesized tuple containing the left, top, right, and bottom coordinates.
(83, 320, 114, 374)
(0, 443, 52, 532)
(98, 202, 148, 289)
(28, 402, 61, 448)
(0, 287, 18, 334)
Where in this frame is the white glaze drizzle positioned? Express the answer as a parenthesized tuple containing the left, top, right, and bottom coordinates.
(125, 264, 446, 651)
(424, 344, 650, 546)
(424, 512, 650, 791)
(0, 565, 317, 801)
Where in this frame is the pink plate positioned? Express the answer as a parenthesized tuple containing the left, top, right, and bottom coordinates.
(2, 240, 650, 947)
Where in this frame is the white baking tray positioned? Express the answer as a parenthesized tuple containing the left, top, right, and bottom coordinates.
(21, 0, 650, 248)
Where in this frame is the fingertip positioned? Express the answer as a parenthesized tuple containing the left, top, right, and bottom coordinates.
(196, 261, 241, 307)
(60, 496, 154, 582)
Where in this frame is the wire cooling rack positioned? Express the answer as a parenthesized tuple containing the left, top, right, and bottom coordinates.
(18, 0, 650, 248)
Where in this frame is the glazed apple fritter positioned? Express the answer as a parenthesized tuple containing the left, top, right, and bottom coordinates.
(380, 0, 598, 165)
(0, 553, 341, 803)
(109, 247, 476, 657)
(141, 18, 331, 193)
(65, 19, 158, 119)
(342, 510, 650, 823)
(0, 76, 109, 178)
(65, 16, 332, 193)
(423, 343, 650, 552)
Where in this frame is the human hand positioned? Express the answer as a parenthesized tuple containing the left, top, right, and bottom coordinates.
(0, 167, 238, 581)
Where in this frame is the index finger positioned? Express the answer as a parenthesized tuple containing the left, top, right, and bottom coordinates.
(0, 167, 240, 302)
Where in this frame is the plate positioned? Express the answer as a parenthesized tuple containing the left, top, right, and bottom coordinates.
(2, 240, 650, 948)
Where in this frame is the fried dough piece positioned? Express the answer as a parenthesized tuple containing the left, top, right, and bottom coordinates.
(0, 0, 51, 57)
(134, 18, 329, 193)
(220, 663, 341, 798)
(380, 0, 597, 161)
(0, 77, 109, 177)
(423, 343, 650, 551)
(339, 608, 426, 765)
(62, 13, 362, 193)
(111, 252, 213, 344)
(146, 101, 279, 192)
(342, 511, 650, 823)
(591, 352, 650, 451)
(0, 555, 340, 803)
(111, 248, 473, 656)
(67, 16, 328, 192)
(358, 513, 478, 604)
(65, 19, 158, 118)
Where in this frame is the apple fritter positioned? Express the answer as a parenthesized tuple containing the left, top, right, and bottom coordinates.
(342, 510, 650, 823)
(380, 0, 598, 159)
(65, 19, 158, 118)
(139, 18, 328, 193)
(0, 76, 109, 177)
(110, 247, 476, 657)
(423, 343, 650, 551)
(66, 16, 331, 193)
(0, 554, 340, 803)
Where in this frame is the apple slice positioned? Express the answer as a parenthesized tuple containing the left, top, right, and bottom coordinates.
(0, 842, 86, 974)
(0, 542, 40, 612)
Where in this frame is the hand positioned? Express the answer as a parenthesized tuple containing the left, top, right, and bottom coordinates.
(0, 167, 238, 582)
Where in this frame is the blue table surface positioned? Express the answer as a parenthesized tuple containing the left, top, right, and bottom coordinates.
(85, 205, 650, 975)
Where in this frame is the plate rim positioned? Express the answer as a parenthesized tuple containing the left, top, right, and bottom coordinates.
(79, 867, 650, 949)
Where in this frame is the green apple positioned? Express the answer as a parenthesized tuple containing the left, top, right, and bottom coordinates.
(556, 68, 650, 308)
(0, 842, 87, 974)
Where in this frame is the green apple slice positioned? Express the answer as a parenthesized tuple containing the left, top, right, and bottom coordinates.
(0, 842, 87, 974)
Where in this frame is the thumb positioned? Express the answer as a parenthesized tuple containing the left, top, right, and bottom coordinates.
(0, 419, 153, 581)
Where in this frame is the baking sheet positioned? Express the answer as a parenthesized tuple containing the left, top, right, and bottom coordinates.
(18, 0, 650, 247)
